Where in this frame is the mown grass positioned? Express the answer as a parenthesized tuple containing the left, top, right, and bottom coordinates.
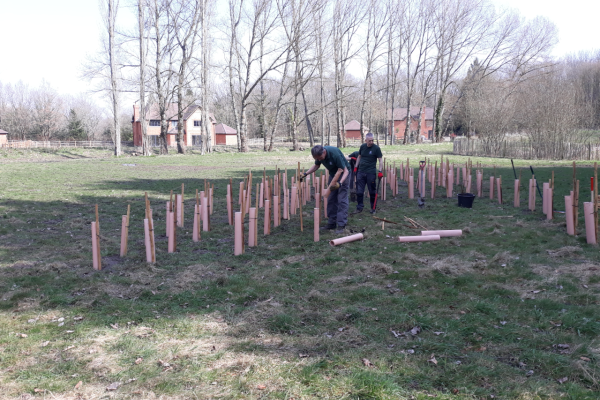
(1, 143, 600, 399)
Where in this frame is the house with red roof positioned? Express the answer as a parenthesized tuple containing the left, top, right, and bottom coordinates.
(344, 120, 369, 140)
(215, 123, 237, 146)
(132, 103, 216, 147)
(387, 107, 434, 141)
(0, 129, 8, 146)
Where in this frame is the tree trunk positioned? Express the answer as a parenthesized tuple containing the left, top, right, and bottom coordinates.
(176, 58, 186, 155)
(301, 86, 314, 147)
(108, 0, 121, 156)
(434, 92, 445, 143)
(138, 0, 151, 156)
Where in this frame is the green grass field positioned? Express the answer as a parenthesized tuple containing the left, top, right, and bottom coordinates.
(1, 143, 599, 400)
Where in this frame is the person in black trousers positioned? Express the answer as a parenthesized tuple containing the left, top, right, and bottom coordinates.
(353, 133, 383, 213)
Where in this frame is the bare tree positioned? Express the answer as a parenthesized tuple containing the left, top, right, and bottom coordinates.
(0, 82, 33, 140)
(149, 0, 176, 155)
(331, 0, 365, 148)
(225, 0, 292, 152)
(32, 82, 64, 141)
(106, 0, 122, 155)
(171, 0, 202, 154)
(358, 0, 389, 142)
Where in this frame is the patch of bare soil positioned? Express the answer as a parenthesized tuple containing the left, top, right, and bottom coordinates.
(546, 246, 583, 258)
(171, 263, 214, 292)
(531, 262, 600, 282)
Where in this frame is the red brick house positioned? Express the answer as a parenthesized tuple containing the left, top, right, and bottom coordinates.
(387, 107, 434, 141)
(344, 120, 369, 139)
(132, 103, 216, 147)
(215, 123, 237, 145)
(0, 129, 8, 146)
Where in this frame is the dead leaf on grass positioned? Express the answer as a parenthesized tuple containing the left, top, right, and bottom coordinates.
(557, 377, 568, 384)
(257, 385, 266, 390)
(362, 358, 374, 367)
(428, 354, 438, 365)
(135, 357, 143, 365)
(106, 382, 120, 391)
(74, 381, 82, 390)
(410, 326, 421, 336)
(18, 333, 27, 338)
(433, 331, 444, 336)
(41, 341, 49, 347)
(580, 356, 591, 362)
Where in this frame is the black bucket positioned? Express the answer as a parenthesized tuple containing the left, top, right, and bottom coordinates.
(457, 193, 475, 208)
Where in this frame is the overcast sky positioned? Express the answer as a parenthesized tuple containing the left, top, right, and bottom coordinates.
(0, 0, 598, 101)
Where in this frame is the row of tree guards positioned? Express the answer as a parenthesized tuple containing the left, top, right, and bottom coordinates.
(90, 159, 599, 269)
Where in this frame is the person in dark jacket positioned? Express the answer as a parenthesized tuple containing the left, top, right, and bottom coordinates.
(300, 145, 350, 233)
(353, 133, 383, 213)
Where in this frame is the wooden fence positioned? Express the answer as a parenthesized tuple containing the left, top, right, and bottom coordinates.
(1, 140, 118, 149)
(453, 137, 600, 160)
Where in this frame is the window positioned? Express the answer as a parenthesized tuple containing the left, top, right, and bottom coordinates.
(194, 120, 201, 127)
(149, 120, 160, 126)
(171, 120, 178, 128)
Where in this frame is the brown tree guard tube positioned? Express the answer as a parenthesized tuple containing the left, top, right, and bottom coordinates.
(238, 181, 244, 205)
(462, 166, 467, 185)
(466, 174, 472, 194)
(202, 195, 209, 232)
(324, 195, 328, 218)
(408, 175, 414, 199)
(241, 190, 246, 214)
(168, 212, 175, 253)
(531, 178, 537, 211)
(120, 215, 128, 257)
(144, 219, 152, 262)
(124, 204, 130, 255)
(249, 208, 256, 247)
(291, 187, 297, 214)
(456, 166, 460, 185)
(94, 204, 101, 269)
(274, 196, 280, 227)
(148, 212, 156, 263)
(542, 182, 549, 215)
(497, 176, 502, 204)
(399, 234, 441, 243)
(165, 201, 171, 236)
(226, 192, 232, 226)
(259, 182, 264, 208)
(584, 202, 596, 244)
(382, 177, 386, 201)
(477, 172, 482, 197)
(528, 179, 533, 210)
(431, 171, 436, 199)
(205, 194, 211, 231)
(264, 199, 270, 235)
(489, 176, 494, 200)
(234, 212, 243, 255)
(314, 208, 319, 242)
(193, 204, 200, 242)
(176, 194, 183, 227)
(447, 169, 454, 198)
(284, 190, 289, 220)
(547, 188, 553, 220)
(421, 230, 462, 237)
(565, 195, 575, 235)
(91, 221, 99, 270)
(514, 179, 520, 208)
(330, 233, 364, 246)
